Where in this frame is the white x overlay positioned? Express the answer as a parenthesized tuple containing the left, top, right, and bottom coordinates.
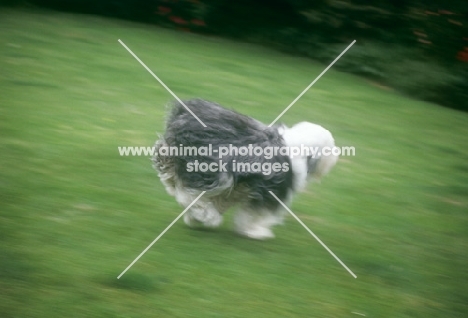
(117, 39, 356, 279)
(117, 191, 206, 279)
(269, 191, 356, 278)
(118, 39, 207, 127)
(269, 40, 356, 127)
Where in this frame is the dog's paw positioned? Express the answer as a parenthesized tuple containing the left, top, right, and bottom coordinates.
(184, 213, 202, 227)
(237, 226, 275, 240)
(202, 214, 223, 228)
(184, 210, 223, 228)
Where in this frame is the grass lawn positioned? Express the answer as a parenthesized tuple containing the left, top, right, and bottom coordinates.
(1, 8, 467, 318)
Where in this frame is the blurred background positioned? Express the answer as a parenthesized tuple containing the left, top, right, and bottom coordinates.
(1, 1, 467, 317)
(5, 0, 468, 110)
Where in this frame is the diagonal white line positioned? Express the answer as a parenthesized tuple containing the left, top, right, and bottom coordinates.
(269, 191, 357, 278)
(118, 39, 207, 128)
(269, 40, 356, 127)
(117, 191, 206, 279)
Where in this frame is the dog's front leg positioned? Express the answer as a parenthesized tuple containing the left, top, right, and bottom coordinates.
(183, 202, 223, 228)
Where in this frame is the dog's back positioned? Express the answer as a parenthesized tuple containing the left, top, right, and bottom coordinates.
(152, 99, 293, 210)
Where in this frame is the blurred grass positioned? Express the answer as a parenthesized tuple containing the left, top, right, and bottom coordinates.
(1, 8, 468, 318)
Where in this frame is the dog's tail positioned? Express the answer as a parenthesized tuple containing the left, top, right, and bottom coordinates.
(151, 136, 177, 196)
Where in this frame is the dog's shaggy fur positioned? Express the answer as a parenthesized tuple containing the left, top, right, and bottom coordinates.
(152, 99, 337, 239)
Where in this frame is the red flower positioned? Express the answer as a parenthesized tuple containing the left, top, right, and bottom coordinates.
(157, 6, 171, 15)
(457, 48, 468, 62)
(169, 16, 188, 25)
(191, 19, 206, 27)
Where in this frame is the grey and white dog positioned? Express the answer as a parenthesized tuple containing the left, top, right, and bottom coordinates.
(152, 99, 337, 239)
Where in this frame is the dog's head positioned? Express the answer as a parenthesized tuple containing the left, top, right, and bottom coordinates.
(279, 122, 338, 186)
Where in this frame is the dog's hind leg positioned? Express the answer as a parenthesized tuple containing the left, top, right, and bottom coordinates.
(234, 207, 284, 240)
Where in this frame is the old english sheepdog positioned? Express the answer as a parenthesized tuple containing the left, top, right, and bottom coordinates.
(152, 99, 338, 240)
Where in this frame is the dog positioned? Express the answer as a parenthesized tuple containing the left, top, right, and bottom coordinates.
(152, 99, 338, 239)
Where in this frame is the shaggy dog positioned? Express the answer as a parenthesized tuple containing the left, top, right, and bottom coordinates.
(152, 99, 337, 239)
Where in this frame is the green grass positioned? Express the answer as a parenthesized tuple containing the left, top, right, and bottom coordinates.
(1, 8, 468, 318)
